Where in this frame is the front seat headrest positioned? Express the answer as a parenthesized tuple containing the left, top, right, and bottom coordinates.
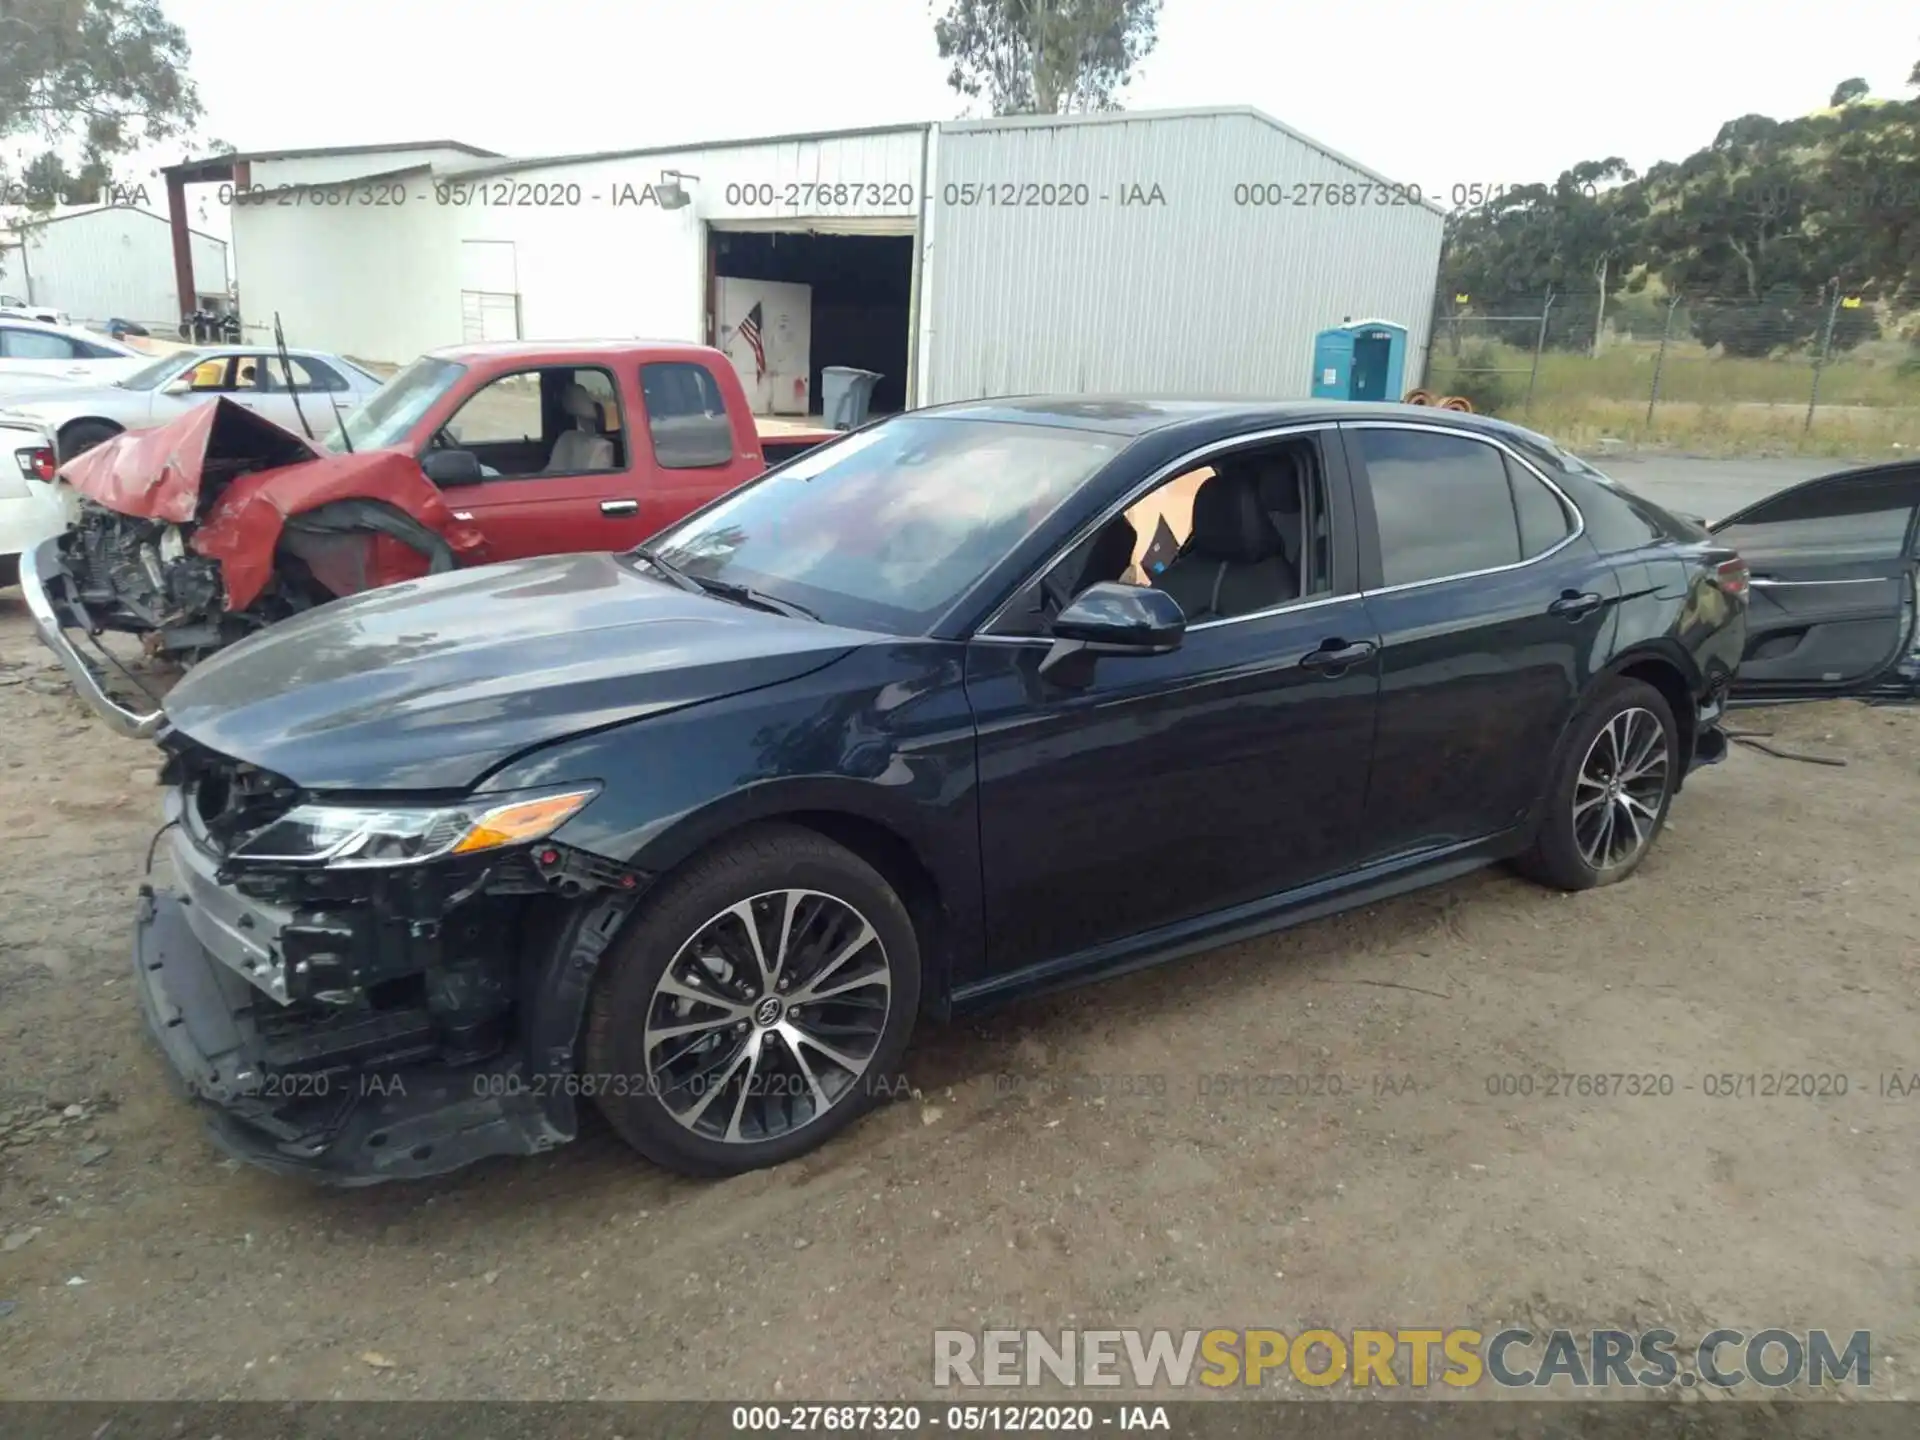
(561, 382, 600, 424)
(1186, 466, 1283, 564)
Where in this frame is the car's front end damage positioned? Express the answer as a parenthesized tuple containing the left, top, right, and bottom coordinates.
(136, 731, 650, 1184)
(21, 399, 485, 735)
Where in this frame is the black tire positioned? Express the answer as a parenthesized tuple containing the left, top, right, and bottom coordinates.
(58, 420, 121, 464)
(585, 823, 921, 1177)
(1515, 678, 1680, 891)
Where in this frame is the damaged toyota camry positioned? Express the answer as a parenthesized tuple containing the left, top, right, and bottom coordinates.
(120, 399, 1747, 1184)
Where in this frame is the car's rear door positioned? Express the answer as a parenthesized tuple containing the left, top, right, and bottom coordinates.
(1341, 420, 1622, 858)
(629, 358, 769, 540)
(1712, 464, 1920, 700)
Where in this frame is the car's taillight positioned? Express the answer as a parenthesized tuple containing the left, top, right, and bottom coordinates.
(1713, 557, 1749, 597)
(14, 446, 55, 482)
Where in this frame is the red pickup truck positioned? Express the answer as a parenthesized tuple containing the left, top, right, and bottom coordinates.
(21, 340, 839, 736)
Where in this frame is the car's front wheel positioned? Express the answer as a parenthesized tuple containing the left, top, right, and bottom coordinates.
(1517, 677, 1679, 891)
(584, 824, 921, 1176)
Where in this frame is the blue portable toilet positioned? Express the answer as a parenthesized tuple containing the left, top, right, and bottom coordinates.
(1309, 319, 1407, 403)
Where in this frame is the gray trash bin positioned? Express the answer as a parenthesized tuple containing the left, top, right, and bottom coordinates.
(821, 367, 882, 430)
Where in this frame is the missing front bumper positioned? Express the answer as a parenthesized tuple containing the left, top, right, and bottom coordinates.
(19, 533, 166, 738)
(133, 887, 571, 1185)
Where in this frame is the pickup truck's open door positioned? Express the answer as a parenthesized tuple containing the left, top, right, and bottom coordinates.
(1714, 461, 1920, 703)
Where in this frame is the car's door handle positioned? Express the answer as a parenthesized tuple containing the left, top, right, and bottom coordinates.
(600, 499, 639, 517)
(1548, 590, 1604, 619)
(1299, 639, 1377, 672)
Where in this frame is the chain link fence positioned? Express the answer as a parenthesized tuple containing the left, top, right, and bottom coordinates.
(1421, 288, 1920, 458)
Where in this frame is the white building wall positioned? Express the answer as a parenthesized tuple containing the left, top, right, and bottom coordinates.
(921, 109, 1444, 404)
(5, 207, 230, 327)
(445, 127, 925, 350)
(218, 130, 926, 366)
(228, 171, 460, 359)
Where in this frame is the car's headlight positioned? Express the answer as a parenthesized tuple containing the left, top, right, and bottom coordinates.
(230, 787, 598, 868)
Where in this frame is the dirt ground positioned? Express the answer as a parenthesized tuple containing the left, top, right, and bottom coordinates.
(2, 595, 1918, 1403)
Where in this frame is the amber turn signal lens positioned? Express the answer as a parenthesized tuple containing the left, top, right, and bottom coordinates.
(450, 789, 597, 855)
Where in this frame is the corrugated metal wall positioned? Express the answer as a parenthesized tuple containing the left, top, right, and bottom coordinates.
(921, 110, 1442, 404)
(12, 208, 230, 327)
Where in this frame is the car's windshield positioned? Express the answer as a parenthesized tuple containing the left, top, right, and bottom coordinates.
(116, 352, 198, 391)
(323, 356, 466, 452)
(644, 416, 1127, 633)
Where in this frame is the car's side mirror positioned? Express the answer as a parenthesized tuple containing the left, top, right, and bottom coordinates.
(161, 378, 192, 396)
(1039, 582, 1185, 685)
(422, 447, 485, 487)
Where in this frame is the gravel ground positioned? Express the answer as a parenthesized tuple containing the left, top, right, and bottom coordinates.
(3, 465, 1918, 1399)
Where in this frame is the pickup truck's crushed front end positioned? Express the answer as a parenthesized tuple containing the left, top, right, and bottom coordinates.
(134, 732, 645, 1184)
(25, 400, 485, 731)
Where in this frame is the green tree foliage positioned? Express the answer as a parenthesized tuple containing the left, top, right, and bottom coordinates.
(1437, 71, 1918, 358)
(932, 0, 1161, 115)
(1830, 78, 1869, 106)
(0, 0, 202, 169)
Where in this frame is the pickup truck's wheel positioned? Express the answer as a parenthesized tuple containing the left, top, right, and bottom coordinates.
(585, 824, 920, 1177)
(1516, 678, 1678, 891)
(58, 419, 121, 463)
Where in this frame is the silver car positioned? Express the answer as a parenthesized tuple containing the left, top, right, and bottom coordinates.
(0, 346, 388, 461)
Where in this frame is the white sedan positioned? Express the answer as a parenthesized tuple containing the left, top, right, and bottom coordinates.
(0, 346, 388, 462)
(0, 317, 144, 386)
(0, 418, 67, 589)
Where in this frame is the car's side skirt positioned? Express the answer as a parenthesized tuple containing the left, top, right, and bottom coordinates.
(948, 829, 1525, 1015)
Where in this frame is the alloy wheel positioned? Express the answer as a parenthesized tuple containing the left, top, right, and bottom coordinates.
(1572, 706, 1670, 872)
(643, 889, 893, 1144)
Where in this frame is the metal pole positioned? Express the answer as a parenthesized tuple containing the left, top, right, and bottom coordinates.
(1646, 295, 1679, 428)
(1523, 291, 1553, 416)
(1805, 282, 1842, 435)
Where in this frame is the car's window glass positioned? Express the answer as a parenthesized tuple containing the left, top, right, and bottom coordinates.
(327, 355, 468, 453)
(119, 351, 202, 391)
(73, 339, 122, 359)
(646, 416, 1125, 633)
(1360, 429, 1521, 586)
(187, 358, 231, 391)
(1506, 455, 1574, 558)
(258, 355, 348, 392)
(444, 369, 545, 445)
(1, 327, 77, 360)
(1717, 478, 1919, 563)
(641, 361, 735, 469)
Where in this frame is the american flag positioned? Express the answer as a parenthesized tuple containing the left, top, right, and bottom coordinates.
(737, 302, 766, 382)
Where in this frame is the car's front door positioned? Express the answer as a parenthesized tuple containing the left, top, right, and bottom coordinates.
(960, 426, 1383, 990)
(1712, 464, 1920, 700)
(426, 365, 655, 561)
(1342, 421, 1622, 858)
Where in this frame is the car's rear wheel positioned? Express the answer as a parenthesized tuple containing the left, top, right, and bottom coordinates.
(1516, 678, 1679, 891)
(584, 824, 920, 1177)
(58, 419, 120, 463)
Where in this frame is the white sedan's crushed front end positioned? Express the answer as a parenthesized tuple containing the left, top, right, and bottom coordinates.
(0, 418, 69, 587)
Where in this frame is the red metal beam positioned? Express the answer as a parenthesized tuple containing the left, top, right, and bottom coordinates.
(166, 172, 195, 320)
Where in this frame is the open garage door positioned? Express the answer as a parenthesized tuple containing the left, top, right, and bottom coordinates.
(707, 223, 915, 425)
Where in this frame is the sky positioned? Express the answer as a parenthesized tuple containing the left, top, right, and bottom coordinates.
(19, 0, 1920, 238)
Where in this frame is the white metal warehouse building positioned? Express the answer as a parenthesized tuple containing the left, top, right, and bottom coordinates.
(0, 204, 230, 329)
(170, 110, 1443, 415)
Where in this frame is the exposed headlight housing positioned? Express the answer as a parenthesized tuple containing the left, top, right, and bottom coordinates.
(230, 787, 598, 868)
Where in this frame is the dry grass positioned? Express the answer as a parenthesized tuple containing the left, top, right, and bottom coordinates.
(1427, 337, 1920, 458)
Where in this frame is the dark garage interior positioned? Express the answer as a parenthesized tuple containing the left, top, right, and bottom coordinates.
(709, 229, 914, 417)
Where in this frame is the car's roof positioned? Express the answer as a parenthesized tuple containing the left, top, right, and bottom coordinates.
(425, 339, 718, 363)
(0, 315, 135, 350)
(915, 395, 1543, 443)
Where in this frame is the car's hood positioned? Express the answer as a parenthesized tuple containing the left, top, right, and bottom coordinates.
(162, 552, 874, 791)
